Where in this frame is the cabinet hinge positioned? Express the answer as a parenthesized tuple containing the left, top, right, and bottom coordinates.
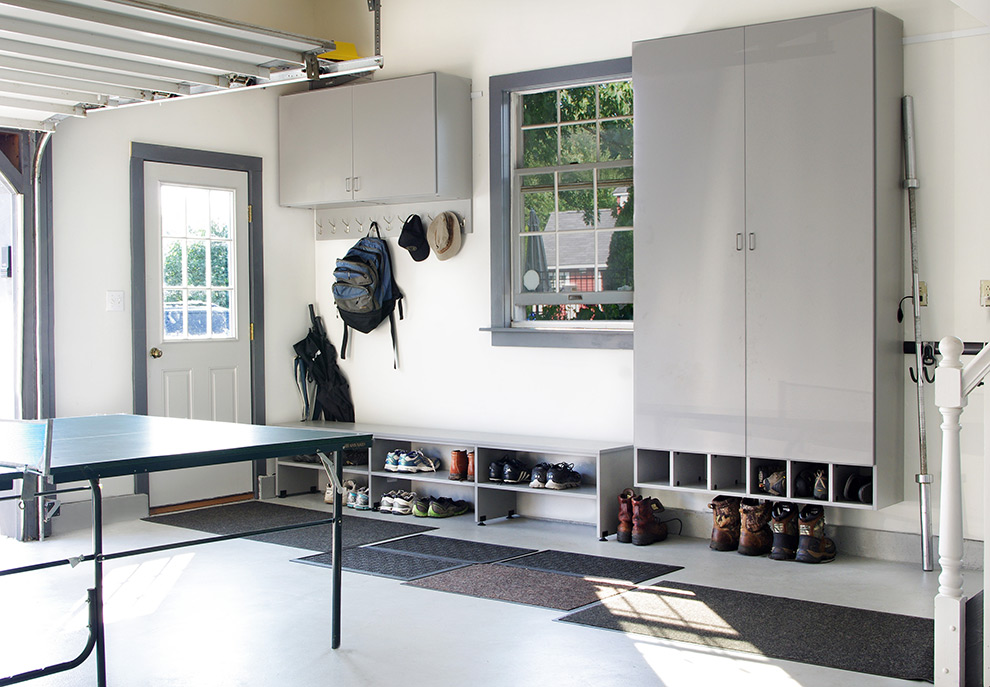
(250, 323, 254, 341)
(248, 205, 253, 223)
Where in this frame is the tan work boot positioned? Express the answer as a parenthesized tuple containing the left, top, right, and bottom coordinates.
(795, 505, 837, 563)
(738, 498, 773, 556)
(709, 495, 741, 551)
(631, 495, 667, 545)
(617, 488, 634, 543)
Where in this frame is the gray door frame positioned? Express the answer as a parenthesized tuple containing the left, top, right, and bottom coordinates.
(130, 142, 266, 495)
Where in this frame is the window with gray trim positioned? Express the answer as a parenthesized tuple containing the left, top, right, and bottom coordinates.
(489, 58, 633, 350)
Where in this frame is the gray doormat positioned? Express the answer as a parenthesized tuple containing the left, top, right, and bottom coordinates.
(499, 549, 683, 584)
(370, 534, 536, 563)
(558, 581, 933, 681)
(405, 563, 636, 611)
(295, 547, 469, 581)
(144, 501, 434, 551)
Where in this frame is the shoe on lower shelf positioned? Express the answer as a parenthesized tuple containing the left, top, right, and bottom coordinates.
(412, 496, 434, 517)
(428, 497, 470, 518)
(391, 491, 418, 515)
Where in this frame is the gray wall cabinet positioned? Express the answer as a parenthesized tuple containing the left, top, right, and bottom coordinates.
(632, 9, 905, 509)
(278, 72, 472, 208)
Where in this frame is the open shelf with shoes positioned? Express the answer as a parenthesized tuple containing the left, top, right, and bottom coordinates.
(634, 449, 886, 509)
(275, 422, 633, 539)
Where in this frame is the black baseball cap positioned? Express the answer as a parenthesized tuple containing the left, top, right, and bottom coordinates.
(398, 213, 430, 262)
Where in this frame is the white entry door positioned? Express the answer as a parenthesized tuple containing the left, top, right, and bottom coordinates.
(144, 162, 252, 507)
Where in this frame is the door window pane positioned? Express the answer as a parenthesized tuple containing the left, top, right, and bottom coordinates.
(159, 183, 236, 340)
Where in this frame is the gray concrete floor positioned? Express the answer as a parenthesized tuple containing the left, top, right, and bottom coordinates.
(0, 494, 982, 687)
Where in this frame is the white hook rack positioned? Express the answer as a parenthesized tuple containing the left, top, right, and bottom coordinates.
(314, 198, 473, 240)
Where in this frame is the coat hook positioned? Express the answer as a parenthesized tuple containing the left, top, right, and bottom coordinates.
(328, 220, 337, 234)
(342, 219, 351, 233)
(383, 215, 394, 231)
(355, 217, 364, 234)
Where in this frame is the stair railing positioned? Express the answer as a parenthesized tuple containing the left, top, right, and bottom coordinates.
(934, 336, 990, 686)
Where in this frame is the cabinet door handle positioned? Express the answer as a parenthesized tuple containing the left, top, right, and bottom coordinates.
(748, 232, 756, 251)
(353, 176, 361, 192)
(736, 233, 743, 251)
(345, 177, 351, 193)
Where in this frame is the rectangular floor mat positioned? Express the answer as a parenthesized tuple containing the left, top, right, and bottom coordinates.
(145, 501, 435, 552)
(498, 549, 682, 584)
(370, 534, 536, 563)
(295, 547, 469, 581)
(558, 581, 933, 681)
(405, 563, 635, 611)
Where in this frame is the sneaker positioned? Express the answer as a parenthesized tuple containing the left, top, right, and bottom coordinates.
(546, 463, 581, 490)
(391, 491, 418, 515)
(379, 489, 399, 513)
(384, 450, 404, 472)
(328, 479, 356, 505)
(396, 450, 441, 473)
(502, 457, 531, 484)
(488, 457, 507, 483)
(412, 495, 434, 517)
(345, 485, 359, 508)
(353, 487, 371, 511)
(529, 462, 551, 489)
(428, 497, 470, 518)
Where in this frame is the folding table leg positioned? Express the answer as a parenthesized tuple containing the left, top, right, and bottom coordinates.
(331, 449, 343, 649)
(89, 476, 107, 687)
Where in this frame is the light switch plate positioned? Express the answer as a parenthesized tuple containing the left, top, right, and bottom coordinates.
(982, 281, 990, 307)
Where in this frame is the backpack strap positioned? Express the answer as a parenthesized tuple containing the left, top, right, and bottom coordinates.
(293, 356, 311, 421)
(369, 220, 382, 239)
(341, 324, 350, 361)
(388, 310, 398, 369)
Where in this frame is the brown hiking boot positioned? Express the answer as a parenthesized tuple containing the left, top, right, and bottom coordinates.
(466, 451, 475, 480)
(768, 501, 798, 560)
(631, 495, 667, 545)
(708, 495, 741, 551)
(617, 488, 634, 543)
(448, 450, 467, 481)
(738, 499, 773, 556)
(795, 505, 837, 563)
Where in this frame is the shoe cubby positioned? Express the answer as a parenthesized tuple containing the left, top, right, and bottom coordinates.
(634, 449, 671, 488)
(709, 455, 746, 494)
(670, 451, 706, 489)
(276, 422, 633, 539)
(788, 461, 830, 503)
(633, 447, 889, 509)
(832, 464, 875, 508)
(749, 459, 786, 498)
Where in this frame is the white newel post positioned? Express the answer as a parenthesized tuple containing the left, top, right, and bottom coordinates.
(934, 336, 966, 686)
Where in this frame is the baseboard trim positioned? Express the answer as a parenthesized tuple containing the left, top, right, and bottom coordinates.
(149, 492, 253, 516)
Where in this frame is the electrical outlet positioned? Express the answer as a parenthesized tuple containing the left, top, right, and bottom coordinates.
(982, 281, 990, 308)
(106, 290, 124, 312)
(918, 281, 927, 307)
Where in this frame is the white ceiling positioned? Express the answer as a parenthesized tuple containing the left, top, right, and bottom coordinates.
(0, 0, 380, 131)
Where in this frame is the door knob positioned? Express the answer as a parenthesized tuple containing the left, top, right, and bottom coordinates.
(149, 347, 163, 359)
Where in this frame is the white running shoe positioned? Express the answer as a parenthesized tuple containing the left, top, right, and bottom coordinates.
(391, 491, 418, 515)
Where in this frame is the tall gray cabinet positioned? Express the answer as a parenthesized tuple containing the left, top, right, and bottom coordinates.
(632, 9, 904, 509)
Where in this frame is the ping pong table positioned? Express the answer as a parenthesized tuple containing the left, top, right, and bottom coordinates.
(0, 414, 371, 687)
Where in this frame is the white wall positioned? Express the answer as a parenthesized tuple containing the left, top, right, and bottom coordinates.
(48, 0, 990, 538)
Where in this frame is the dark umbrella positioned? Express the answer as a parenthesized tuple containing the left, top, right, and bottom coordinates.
(293, 305, 355, 422)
